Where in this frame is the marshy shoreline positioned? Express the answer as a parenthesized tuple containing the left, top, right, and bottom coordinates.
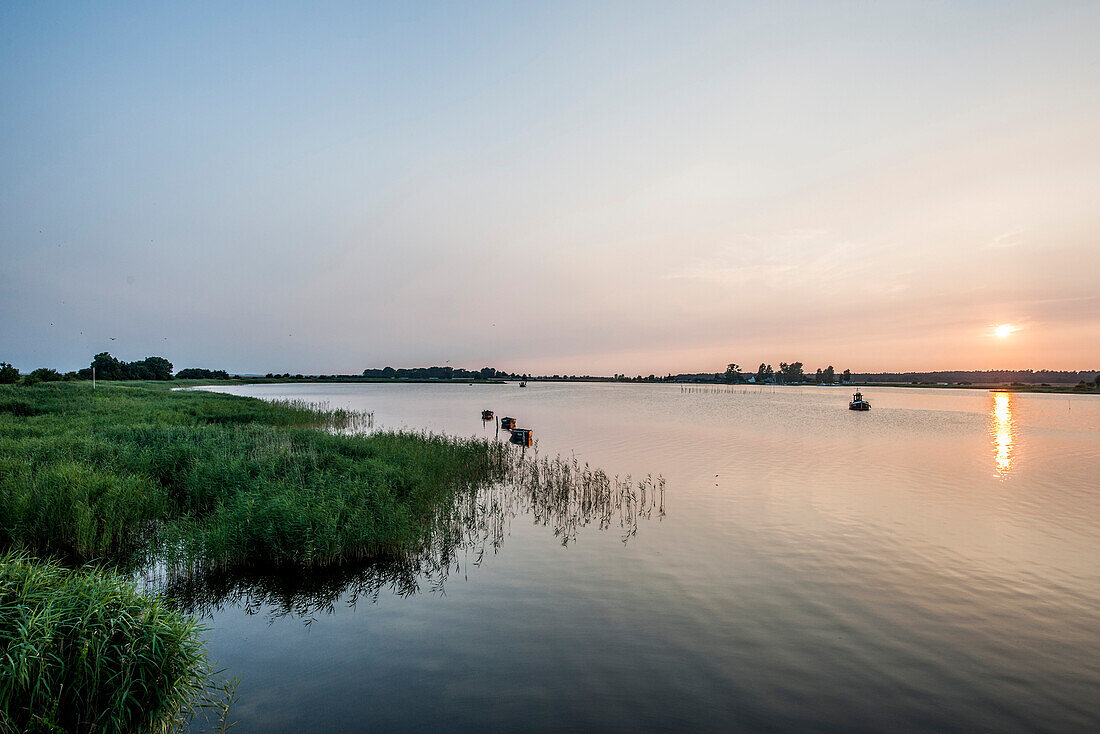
(1, 380, 664, 731)
(0, 381, 513, 731)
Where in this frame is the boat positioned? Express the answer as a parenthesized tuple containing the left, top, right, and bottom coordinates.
(509, 428, 533, 447)
(849, 391, 870, 411)
(500, 416, 517, 430)
(519, 379, 527, 388)
(481, 409, 494, 421)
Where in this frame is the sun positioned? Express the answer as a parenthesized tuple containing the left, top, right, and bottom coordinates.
(994, 324, 1016, 338)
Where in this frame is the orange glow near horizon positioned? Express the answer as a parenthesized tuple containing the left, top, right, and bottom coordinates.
(991, 392, 1014, 476)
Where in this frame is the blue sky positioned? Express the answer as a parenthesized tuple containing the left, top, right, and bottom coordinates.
(3, 1, 1098, 374)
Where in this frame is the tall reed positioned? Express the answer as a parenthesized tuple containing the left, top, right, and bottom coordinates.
(0, 551, 206, 733)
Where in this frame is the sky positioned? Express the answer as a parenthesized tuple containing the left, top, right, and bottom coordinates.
(2, 1, 1098, 375)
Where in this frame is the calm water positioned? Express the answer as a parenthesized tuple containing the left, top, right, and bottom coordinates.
(189, 383, 1100, 732)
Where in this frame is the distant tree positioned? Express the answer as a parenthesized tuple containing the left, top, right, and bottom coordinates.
(841, 369, 851, 383)
(130, 356, 173, 380)
(1095, 374, 1100, 389)
(28, 368, 63, 382)
(0, 362, 19, 384)
(79, 352, 172, 380)
(90, 352, 125, 380)
(823, 366, 835, 384)
(778, 362, 804, 384)
(815, 368, 824, 384)
(724, 363, 741, 383)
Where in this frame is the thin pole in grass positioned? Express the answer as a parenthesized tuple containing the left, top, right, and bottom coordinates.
(93, 366, 96, 389)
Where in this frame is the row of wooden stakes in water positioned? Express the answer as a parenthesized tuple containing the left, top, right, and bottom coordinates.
(481, 410, 533, 447)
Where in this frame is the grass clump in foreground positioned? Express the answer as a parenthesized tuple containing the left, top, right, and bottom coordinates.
(0, 382, 508, 571)
(0, 551, 206, 733)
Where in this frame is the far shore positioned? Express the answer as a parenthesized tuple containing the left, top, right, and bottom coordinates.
(168, 376, 1100, 395)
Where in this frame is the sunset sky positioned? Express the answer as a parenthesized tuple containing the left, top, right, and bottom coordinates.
(2, 1, 1098, 375)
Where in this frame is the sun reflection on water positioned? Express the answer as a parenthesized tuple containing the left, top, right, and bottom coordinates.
(991, 392, 1014, 476)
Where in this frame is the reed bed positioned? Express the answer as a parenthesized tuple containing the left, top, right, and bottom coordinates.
(0, 383, 507, 571)
(153, 445, 665, 621)
(0, 551, 206, 733)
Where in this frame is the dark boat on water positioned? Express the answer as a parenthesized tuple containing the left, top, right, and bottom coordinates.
(501, 416, 517, 430)
(481, 409, 494, 421)
(849, 391, 870, 411)
(509, 428, 533, 447)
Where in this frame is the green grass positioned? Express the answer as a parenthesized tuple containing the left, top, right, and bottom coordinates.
(0, 551, 206, 733)
(0, 382, 509, 572)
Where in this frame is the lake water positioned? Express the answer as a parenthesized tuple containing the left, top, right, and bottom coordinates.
(189, 383, 1100, 732)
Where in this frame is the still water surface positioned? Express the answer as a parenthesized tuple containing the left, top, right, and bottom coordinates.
(191, 383, 1100, 732)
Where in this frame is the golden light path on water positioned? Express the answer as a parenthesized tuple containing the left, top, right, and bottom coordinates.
(991, 392, 1014, 476)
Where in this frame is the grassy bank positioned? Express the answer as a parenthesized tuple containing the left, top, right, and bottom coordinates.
(0, 381, 508, 571)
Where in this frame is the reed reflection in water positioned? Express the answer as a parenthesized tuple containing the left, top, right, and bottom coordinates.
(152, 447, 664, 621)
(991, 392, 1014, 476)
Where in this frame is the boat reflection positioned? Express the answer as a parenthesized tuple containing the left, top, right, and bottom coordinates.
(991, 392, 1014, 476)
(152, 451, 665, 621)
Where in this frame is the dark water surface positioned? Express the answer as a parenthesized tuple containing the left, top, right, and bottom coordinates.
(188, 383, 1100, 732)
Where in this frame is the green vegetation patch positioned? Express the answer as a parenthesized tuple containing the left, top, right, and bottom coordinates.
(0, 551, 205, 733)
(0, 382, 507, 571)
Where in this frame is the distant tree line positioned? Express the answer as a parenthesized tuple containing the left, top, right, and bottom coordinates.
(77, 353, 173, 381)
(1, 362, 82, 386)
(664, 362, 852, 385)
(176, 368, 231, 380)
(361, 366, 517, 380)
(853, 370, 1099, 385)
(4, 354, 1097, 389)
(2, 352, 234, 383)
